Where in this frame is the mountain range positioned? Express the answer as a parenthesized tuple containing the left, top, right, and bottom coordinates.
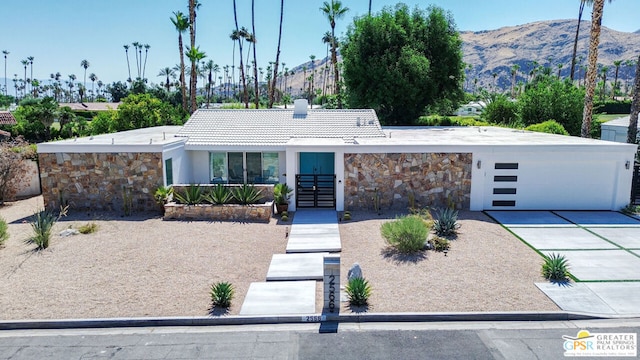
(285, 19, 640, 95)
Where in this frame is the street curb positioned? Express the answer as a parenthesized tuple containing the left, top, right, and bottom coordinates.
(0, 311, 610, 330)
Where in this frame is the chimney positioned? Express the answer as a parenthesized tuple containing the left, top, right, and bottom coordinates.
(294, 99, 308, 116)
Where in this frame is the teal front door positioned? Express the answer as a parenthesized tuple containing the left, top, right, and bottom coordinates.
(297, 152, 336, 208)
(299, 152, 334, 175)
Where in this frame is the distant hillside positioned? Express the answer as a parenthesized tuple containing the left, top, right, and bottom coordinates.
(285, 19, 640, 96)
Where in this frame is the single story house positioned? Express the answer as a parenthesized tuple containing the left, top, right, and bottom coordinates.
(455, 101, 485, 116)
(37, 100, 637, 212)
(600, 115, 640, 143)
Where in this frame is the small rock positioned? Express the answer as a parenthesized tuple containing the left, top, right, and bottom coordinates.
(59, 229, 80, 237)
(348, 263, 363, 280)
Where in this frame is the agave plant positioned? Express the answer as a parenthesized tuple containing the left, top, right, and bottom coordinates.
(210, 281, 235, 308)
(154, 186, 174, 206)
(204, 184, 232, 205)
(433, 207, 459, 236)
(27, 209, 61, 250)
(231, 184, 263, 205)
(542, 253, 570, 281)
(345, 277, 372, 307)
(174, 184, 203, 205)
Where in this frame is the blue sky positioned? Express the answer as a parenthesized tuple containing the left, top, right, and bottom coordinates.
(2, 0, 640, 87)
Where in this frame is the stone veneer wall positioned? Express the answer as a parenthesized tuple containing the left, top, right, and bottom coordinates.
(164, 203, 273, 222)
(344, 153, 472, 210)
(39, 152, 163, 212)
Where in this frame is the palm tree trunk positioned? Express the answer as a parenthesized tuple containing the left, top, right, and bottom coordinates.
(232, 0, 248, 108)
(189, 0, 197, 113)
(252, 0, 259, 109)
(581, 0, 605, 138)
(331, 27, 341, 108)
(628, 54, 640, 144)
(178, 35, 188, 113)
(269, 0, 284, 108)
(570, 1, 586, 81)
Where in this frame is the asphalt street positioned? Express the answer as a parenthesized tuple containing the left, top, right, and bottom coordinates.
(0, 320, 638, 359)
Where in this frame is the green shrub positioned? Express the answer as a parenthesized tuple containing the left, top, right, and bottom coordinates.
(433, 207, 459, 236)
(417, 115, 490, 127)
(525, 120, 569, 135)
(428, 236, 450, 252)
(210, 281, 235, 308)
(231, 184, 263, 205)
(343, 211, 351, 221)
(542, 253, 570, 281)
(281, 214, 289, 222)
(273, 183, 293, 205)
(481, 94, 519, 125)
(204, 184, 232, 205)
(27, 209, 60, 250)
(621, 204, 640, 215)
(78, 222, 98, 234)
(174, 184, 204, 205)
(345, 277, 372, 307)
(0, 216, 8, 246)
(380, 215, 429, 253)
(154, 186, 174, 206)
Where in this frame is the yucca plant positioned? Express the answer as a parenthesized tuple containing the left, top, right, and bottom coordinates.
(0, 216, 8, 246)
(174, 184, 204, 205)
(27, 209, 59, 250)
(380, 215, 428, 253)
(433, 207, 459, 236)
(346, 277, 372, 307)
(210, 281, 235, 308)
(204, 184, 232, 205)
(542, 253, 570, 282)
(231, 184, 263, 205)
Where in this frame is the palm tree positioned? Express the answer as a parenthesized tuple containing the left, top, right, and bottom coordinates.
(123, 45, 132, 82)
(158, 67, 175, 92)
(251, 0, 259, 108)
(132, 42, 141, 78)
(21, 59, 28, 98)
(2, 50, 8, 96)
(570, 0, 613, 81)
(321, 31, 333, 98)
(612, 59, 622, 99)
(27, 56, 34, 94)
(309, 54, 316, 104)
(80, 59, 90, 91)
(599, 65, 609, 101)
(142, 44, 151, 81)
(89, 73, 97, 101)
(269, 0, 285, 108)
(320, 0, 349, 108)
(203, 60, 214, 106)
(171, 11, 189, 113)
(186, 46, 206, 113)
(510, 64, 520, 98)
(627, 54, 640, 144)
(557, 63, 563, 79)
(97, 80, 104, 99)
(232, 0, 248, 108)
(68, 74, 76, 102)
(581, 0, 606, 137)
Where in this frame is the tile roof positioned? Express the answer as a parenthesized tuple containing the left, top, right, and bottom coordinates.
(177, 109, 385, 146)
(0, 111, 17, 125)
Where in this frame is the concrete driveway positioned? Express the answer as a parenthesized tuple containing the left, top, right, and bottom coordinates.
(487, 210, 640, 317)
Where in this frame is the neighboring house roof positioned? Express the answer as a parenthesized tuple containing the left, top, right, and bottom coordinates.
(0, 111, 17, 125)
(63, 103, 121, 111)
(177, 108, 385, 147)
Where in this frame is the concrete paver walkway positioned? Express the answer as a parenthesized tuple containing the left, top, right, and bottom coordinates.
(241, 210, 340, 316)
(487, 210, 640, 316)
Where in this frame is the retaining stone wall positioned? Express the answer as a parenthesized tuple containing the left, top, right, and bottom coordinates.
(39, 152, 163, 212)
(344, 153, 472, 210)
(164, 203, 273, 222)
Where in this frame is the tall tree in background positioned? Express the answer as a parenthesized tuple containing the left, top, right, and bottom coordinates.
(27, 56, 34, 94)
(186, 46, 206, 112)
(188, 0, 198, 113)
(628, 54, 640, 145)
(142, 44, 150, 80)
(251, 0, 259, 108)
(612, 59, 622, 99)
(269, 0, 284, 108)
(158, 67, 175, 92)
(123, 45, 132, 82)
(232, 0, 249, 108)
(132, 42, 141, 78)
(21, 59, 28, 97)
(80, 59, 90, 91)
(581, 0, 605, 137)
(570, 0, 590, 81)
(342, 4, 464, 124)
(2, 50, 8, 96)
(321, 0, 349, 108)
(89, 73, 97, 100)
(171, 11, 189, 113)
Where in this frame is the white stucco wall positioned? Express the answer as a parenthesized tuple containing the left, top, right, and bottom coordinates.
(162, 144, 189, 186)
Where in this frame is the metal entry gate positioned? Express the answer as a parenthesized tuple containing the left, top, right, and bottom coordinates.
(632, 163, 640, 205)
(296, 174, 336, 208)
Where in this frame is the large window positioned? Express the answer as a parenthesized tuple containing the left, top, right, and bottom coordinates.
(209, 152, 279, 184)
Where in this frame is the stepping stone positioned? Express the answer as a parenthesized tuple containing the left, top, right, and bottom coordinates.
(286, 234, 341, 253)
(240, 281, 316, 315)
(486, 211, 572, 227)
(266, 253, 328, 281)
